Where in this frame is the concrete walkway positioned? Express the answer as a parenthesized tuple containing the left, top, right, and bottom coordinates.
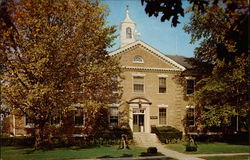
(133, 132, 205, 160)
(193, 152, 250, 157)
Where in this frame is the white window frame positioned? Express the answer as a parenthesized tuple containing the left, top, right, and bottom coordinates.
(109, 107, 119, 126)
(133, 74, 145, 93)
(159, 107, 167, 125)
(126, 27, 132, 39)
(133, 55, 144, 63)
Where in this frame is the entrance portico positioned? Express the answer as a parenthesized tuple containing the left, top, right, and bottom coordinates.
(127, 97, 152, 133)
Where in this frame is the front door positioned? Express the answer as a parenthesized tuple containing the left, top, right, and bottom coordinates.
(133, 114, 144, 132)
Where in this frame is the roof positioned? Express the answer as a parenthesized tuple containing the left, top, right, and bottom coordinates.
(164, 54, 192, 69)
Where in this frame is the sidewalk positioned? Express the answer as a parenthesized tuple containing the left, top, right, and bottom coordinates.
(133, 133, 204, 160)
(193, 152, 250, 157)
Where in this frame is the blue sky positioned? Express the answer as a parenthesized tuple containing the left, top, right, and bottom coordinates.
(102, 0, 198, 57)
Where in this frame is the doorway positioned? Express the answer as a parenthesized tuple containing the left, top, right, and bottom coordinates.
(133, 114, 144, 132)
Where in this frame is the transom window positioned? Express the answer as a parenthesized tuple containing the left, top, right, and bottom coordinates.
(133, 76, 144, 93)
(133, 56, 144, 63)
(126, 27, 132, 39)
(159, 77, 167, 93)
(186, 79, 195, 95)
(109, 107, 118, 126)
(159, 108, 167, 125)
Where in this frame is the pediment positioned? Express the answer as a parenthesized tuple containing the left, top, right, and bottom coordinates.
(109, 40, 186, 71)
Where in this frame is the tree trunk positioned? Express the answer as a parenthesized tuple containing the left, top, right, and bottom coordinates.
(34, 123, 44, 150)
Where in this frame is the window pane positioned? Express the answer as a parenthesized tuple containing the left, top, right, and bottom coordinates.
(51, 115, 60, 125)
(109, 107, 118, 126)
(187, 108, 195, 126)
(25, 116, 34, 126)
(159, 108, 167, 125)
(159, 78, 166, 93)
(74, 110, 84, 126)
(187, 80, 195, 95)
(133, 76, 144, 92)
(126, 27, 132, 39)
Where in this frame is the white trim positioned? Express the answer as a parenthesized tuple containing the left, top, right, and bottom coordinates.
(108, 103, 120, 107)
(123, 66, 181, 72)
(109, 40, 186, 71)
(158, 104, 168, 108)
(132, 73, 145, 77)
(186, 105, 195, 109)
(157, 74, 168, 78)
(185, 77, 196, 80)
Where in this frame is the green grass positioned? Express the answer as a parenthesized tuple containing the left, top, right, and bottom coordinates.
(166, 142, 249, 154)
(1, 145, 147, 160)
(202, 155, 249, 160)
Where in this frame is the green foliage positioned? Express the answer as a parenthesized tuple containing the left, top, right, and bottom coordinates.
(182, 0, 249, 132)
(147, 147, 157, 154)
(152, 126, 182, 144)
(1, 136, 35, 146)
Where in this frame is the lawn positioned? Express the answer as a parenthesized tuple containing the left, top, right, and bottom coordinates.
(202, 155, 249, 160)
(1, 145, 147, 160)
(166, 142, 249, 154)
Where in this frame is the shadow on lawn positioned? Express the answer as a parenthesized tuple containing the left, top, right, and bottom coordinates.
(98, 154, 133, 158)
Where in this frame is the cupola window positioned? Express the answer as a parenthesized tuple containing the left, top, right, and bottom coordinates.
(126, 27, 132, 39)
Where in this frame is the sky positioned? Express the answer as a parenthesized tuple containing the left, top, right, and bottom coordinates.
(102, 0, 198, 57)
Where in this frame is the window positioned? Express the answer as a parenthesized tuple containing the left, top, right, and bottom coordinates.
(187, 108, 195, 126)
(74, 110, 84, 126)
(109, 107, 118, 126)
(133, 76, 144, 93)
(186, 79, 195, 95)
(126, 27, 132, 39)
(133, 56, 144, 63)
(25, 116, 34, 126)
(159, 77, 166, 93)
(159, 108, 167, 125)
(51, 115, 60, 125)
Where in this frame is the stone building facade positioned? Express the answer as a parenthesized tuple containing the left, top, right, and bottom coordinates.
(108, 8, 195, 133)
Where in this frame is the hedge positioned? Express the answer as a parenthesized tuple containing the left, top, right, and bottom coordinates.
(152, 126, 182, 144)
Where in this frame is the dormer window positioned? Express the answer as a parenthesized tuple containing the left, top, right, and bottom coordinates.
(126, 27, 132, 39)
(133, 56, 144, 63)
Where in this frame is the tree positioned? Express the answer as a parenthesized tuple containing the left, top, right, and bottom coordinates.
(1, 0, 121, 149)
(141, 0, 249, 132)
(183, 1, 249, 132)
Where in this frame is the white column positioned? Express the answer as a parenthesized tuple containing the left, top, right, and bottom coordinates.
(13, 115, 16, 136)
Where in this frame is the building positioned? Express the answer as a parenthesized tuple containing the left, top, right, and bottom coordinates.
(2, 7, 196, 137)
(108, 8, 195, 133)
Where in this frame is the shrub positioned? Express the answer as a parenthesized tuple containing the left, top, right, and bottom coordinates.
(147, 147, 157, 154)
(0, 136, 35, 146)
(185, 145, 197, 152)
(151, 126, 182, 144)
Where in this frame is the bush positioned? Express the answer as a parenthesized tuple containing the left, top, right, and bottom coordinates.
(0, 136, 35, 146)
(151, 126, 182, 144)
(186, 145, 197, 152)
(147, 147, 157, 154)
